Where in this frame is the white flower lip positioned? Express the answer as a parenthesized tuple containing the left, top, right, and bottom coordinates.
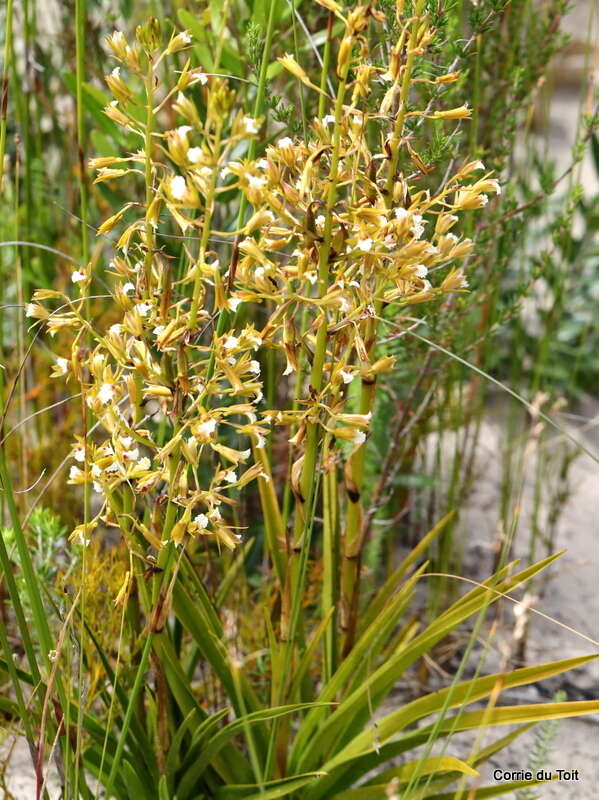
(97, 383, 115, 404)
(135, 302, 152, 317)
(242, 116, 260, 134)
(194, 513, 209, 529)
(170, 175, 187, 200)
(197, 418, 217, 437)
(247, 174, 267, 189)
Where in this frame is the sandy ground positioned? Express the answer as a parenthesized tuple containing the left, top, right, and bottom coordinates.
(451, 410, 599, 799)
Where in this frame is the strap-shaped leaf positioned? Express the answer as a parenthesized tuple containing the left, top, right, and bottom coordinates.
(214, 772, 326, 800)
(173, 580, 262, 719)
(289, 565, 423, 769)
(368, 722, 536, 795)
(297, 553, 561, 773)
(425, 779, 548, 799)
(178, 703, 332, 799)
(323, 654, 596, 770)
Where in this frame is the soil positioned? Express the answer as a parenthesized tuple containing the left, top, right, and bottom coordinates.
(442, 408, 599, 799)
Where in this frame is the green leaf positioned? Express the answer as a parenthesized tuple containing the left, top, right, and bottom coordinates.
(165, 707, 202, 782)
(425, 779, 548, 799)
(441, 700, 599, 731)
(289, 566, 423, 770)
(323, 654, 597, 771)
(121, 759, 156, 800)
(178, 704, 332, 799)
(298, 554, 561, 774)
(332, 756, 477, 799)
(251, 0, 288, 27)
(214, 772, 326, 800)
(62, 73, 120, 140)
(159, 775, 170, 800)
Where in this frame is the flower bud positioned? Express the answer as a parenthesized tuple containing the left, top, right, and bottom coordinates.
(166, 30, 192, 55)
(106, 67, 131, 103)
(136, 17, 162, 56)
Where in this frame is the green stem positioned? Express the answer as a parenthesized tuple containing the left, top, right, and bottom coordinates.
(322, 452, 338, 682)
(74, 5, 89, 793)
(0, 0, 14, 192)
(203, 0, 277, 352)
(280, 21, 354, 693)
(384, 0, 427, 200)
(341, 0, 427, 655)
(289, 51, 352, 555)
(104, 634, 154, 799)
(143, 64, 156, 294)
(189, 119, 224, 328)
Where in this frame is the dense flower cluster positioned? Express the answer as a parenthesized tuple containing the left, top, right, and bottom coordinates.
(28, 8, 498, 554)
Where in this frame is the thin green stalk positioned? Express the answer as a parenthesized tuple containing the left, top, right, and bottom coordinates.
(341, 0, 427, 654)
(20, 0, 33, 303)
(189, 119, 224, 327)
(282, 47, 353, 643)
(104, 633, 154, 800)
(0, 0, 14, 192)
(318, 11, 334, 121)
(281, 7, 335, 532)
(74, 3, 90, 787)
(322, 452, 339, 683)
(143, 64, 156, 294)
(14, 142, 26, 498)
(291, 0, 308, 143)
(204, 0, 277, 350)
